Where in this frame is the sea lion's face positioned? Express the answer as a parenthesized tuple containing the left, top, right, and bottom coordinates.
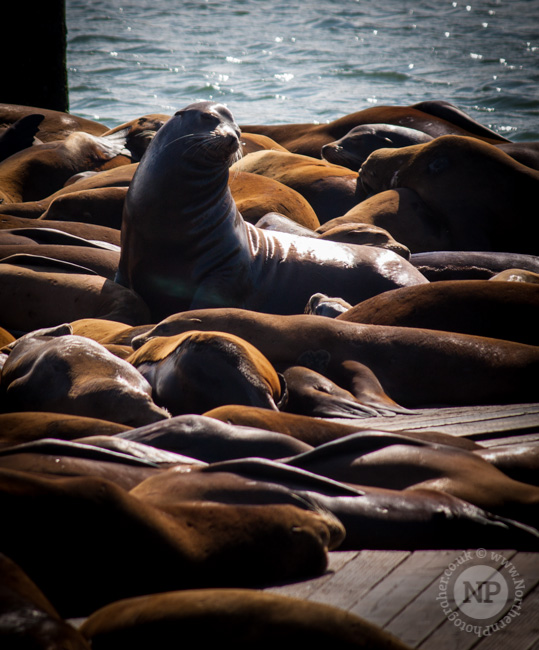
(172, 101, 242, 166)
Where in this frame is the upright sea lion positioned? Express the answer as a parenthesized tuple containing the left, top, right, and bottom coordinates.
(358, 135, 539, 254)
(132, 308, 539, 408)
(240, 100, 508, 158)
(127, 331, 286, 415)
(79, 588, 412, 650)
(0, 325, 169, 427)
(116, 101, 427, 321)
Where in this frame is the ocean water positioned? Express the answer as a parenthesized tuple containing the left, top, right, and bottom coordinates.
(65, 0, 539, 140)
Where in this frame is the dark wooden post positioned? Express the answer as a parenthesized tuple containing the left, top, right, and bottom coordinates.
(1, 0, 69, 112)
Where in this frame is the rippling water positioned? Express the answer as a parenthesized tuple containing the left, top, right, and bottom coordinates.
(66, 0, 539, 140)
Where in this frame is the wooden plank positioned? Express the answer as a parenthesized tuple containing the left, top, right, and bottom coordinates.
(415, 550, 539, 650)
(348, 550, 462, 630)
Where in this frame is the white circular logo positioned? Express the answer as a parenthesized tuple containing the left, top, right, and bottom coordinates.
(453, 565, 508, 619)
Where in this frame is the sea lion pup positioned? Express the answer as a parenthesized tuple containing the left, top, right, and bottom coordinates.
(0, 412, 131, 450)
(240, 99, 509, 158)
(0, 467, 340, 617)
(0, 325, 169, 427)
(0, 130, 132, 204)
(0, 552, 91, 650)
(0, 113, 44, 161)
(282, 365, 408, 419)
(358, 135, 539, 255)
(336, 279, 539, 346)
(116, 101, 427, 320)
(115, 413, 311, 462)
(231, 149, 365, 223)
(228, 170, 320, 228)
(410, 250, 539, 281)
(80, 588, 411, 650)
(199, 457, 539, 550)
(321, 123, 434, 170)
(0, 258, 148, 331)
(127, 331, 287, 416)
(0, 103, 109, 142)
(131, 308, 539, 408)
(315, 188, 445, 254)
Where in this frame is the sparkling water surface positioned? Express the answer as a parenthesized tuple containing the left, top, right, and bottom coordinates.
(66, 0, 539, 140)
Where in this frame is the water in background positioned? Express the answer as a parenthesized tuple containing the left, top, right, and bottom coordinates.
(66, 0, 539, 140)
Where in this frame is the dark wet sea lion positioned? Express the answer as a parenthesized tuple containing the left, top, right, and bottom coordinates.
(410, 250, 539, 281)
(116, 101, 427, 321)
(474, 442, 539, 487)
(358, 135, 539, 254)
(0, 325, 169, 427)
(80, 588, 411, 650)
(116, 413, 310, 462)
(0, 113, 44, 161)
(127, 331, 286, 416)
(0, 467, 339, 616)
(132, 308, 539, 408)
(240, 100, 508, 158)
(321, 123, 434, 170)
(337, 279, 539, 346)
(0, 552, 91, 649)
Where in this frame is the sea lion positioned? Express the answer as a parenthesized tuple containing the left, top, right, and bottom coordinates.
(0, 258, 148, 331)
(315, 188, 445, 253)
(0, 467, 340, 616)
(69, 318, 154, 346)
(0, 412, 131, 450)
(231, 149, 365, 222)
(0, 325, 169, 427)
(474, 442, 539, 487)
(489, 268, 539, 284)
(0, 113, 44, 161)
(116, 413, 311, 462)
(240, 132, 290, 154)
(321, 123, 434, 170)
(305, 292, 352, 318)
(79, 588, 412, 650)
(228, 170, 320, 228)
(410, 250, 539, 281)
(0, 131, 131, 203)
(38, 186, 128, 229)
(132, 308, 539, 408)
(495, 141, 539, 171)
(337, 279, 539, 346)
(0, 552, 91, 649)
(0, 103, 108, 142)
(358, 135, 539, 254)
(127, 331, 286, 415)
(240, 100, 509, 158)
(116, 101, 427, 321)
(100, 113, 170, 160)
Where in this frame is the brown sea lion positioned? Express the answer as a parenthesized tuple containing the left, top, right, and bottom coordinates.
(39, 186, 128, 229)
(358, 135, 539, 254)
(0, 325, 169, 427)
(0, 131, 131, 204)
(101, 113, 170, 160)
(315, 188, 445, 253)
(0, 103, 108, 142)
(321, 123, 434, 170)
(240, 132, 290, 154)
(132, 308, 539, 408)
(474, 442, 539, 487)
(0, 213, 122, 246)
(116, 413, 311, 462)
(410, 250, 539, 281)
(69, 318, 153, 346)
(79, 588, 412, 650)
(495, 141, 539, 171)
(116, 101, 427, 321)
(240, 100, 509, 157)
(0, 412, 131, 450)
(0, 467, 340, 616)
(127, 331, 286, 415)
(231, 149, 364, 222)
(337, 279, 539, 346)
(489, 268, 539, 284)
(228, 170, 320, 228)
(0, 552, 91, 649)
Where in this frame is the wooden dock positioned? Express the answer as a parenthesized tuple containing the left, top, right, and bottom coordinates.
(266, 403, 539, 649)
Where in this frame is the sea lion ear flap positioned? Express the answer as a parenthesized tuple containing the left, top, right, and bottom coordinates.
(276, 372, 288, 410)
(174, 109, 186, 118)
